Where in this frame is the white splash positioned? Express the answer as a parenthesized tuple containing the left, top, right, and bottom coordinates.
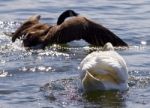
(141, 41, 147, 45)
(0, 70, 8, 77)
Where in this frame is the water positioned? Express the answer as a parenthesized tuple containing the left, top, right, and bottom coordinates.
(0, 0, 150, 107)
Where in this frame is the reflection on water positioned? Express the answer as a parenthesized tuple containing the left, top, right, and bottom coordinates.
(40, 73, 150, 108)
(83, 91, 127, 108)
(0, 0, 150, 108)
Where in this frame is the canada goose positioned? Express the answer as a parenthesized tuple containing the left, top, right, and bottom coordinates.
(79, 42, 128, 92)
(11, 10, 79, 48)
(11, 10, 128, 48)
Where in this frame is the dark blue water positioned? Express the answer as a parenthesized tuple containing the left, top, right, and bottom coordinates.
(0, 0, 150, 108)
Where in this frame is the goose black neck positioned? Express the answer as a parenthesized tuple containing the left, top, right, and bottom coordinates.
(57, 10, 78, 25)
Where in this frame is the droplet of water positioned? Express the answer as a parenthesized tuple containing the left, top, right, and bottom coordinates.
(0, 60, 6, 64)
(38, 66, 46, 71)
(29, 67, 36, 72)
(21, 67, 28, 72)
(46, 67, 52, 72)
(141, 41, 147, 45)
(0, 70, 8, 77)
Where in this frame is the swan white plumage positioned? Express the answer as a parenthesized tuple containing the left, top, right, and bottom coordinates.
(79, 42, 128, 92)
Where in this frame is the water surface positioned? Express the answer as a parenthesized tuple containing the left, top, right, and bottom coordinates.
(0, 0, 150, 108)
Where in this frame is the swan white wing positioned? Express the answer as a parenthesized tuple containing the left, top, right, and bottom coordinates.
(79, 51, 128, 91)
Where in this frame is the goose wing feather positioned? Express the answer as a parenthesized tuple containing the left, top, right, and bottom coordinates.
(44, 16, 128, 47)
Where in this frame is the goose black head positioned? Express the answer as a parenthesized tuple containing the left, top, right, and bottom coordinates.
(67, 10, 78, 17)
(57, 10, 78, 25)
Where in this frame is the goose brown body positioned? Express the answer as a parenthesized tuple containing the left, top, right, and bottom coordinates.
(11, 10, 128, 48)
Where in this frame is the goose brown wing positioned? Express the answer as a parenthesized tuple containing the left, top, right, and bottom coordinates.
(22, 23, 50, 37)
(12, 15, 41, 42)
(83, 20, 128, 46)
(21, 23, 50, 47)
(43, 17, 87, 46)
(44, 17, 128, 47)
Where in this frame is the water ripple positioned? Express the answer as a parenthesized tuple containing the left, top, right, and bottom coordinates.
(0, 0, 150, 108)
(19, 66, 53, 73)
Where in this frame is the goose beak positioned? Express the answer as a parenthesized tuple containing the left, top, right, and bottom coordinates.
(75, 12, 79, 16)
(69, 11, 79, 17)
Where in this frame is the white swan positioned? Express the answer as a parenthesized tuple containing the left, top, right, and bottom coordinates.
(79, 42, 128, 92)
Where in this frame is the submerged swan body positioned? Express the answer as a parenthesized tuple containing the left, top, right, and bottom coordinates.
(79, 42, 128, 92)
(11, 10, 128, 48)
